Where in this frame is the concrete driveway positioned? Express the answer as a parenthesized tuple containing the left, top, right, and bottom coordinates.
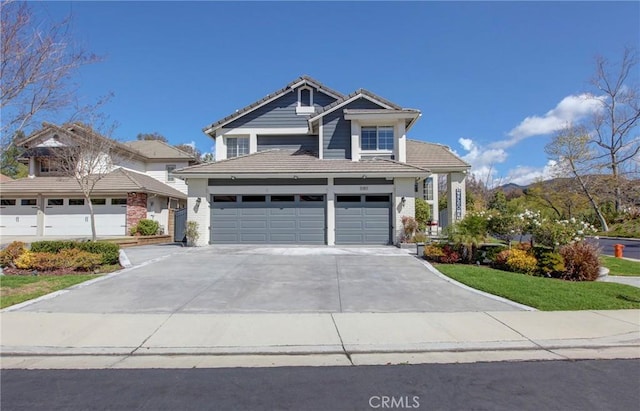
(15, 245, 522, 313)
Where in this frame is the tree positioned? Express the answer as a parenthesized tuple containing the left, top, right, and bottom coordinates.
(0, 130, 28, 178)
(488, 190, 508, 213)
(174, 143, 201, 161)
(1, 0, 99, 140)
(588, 48, 640, 212)
(51, 123, 130, 241)
(545, 124, 609, 231)
(201, 152, 214, 163)
(136, 132, 168, 142)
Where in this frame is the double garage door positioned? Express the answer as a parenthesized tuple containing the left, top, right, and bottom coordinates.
(0, 199, 38, 236)
(210, 194, 391, 245)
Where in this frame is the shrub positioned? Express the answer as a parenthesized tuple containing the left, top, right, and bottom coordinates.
(505, 249, 538, 275)
(538, 251, 566, 278)
(440, 244, 461, 264)
(483, 245, 509, 264)
(0, 241, 26, 268)
(131, 219, 160, 236)
(415, 198, 430, 231)
(424, 244, 445, 262)
(57, 249, 102, 271)
(493, 249, 512, 270)
(560, 241, 601, 281)
(185, 220, 200, 246)
(412, 232, 427, 243)
(14, 250, 36, 270)
(30, 240, 119, 265)
(401, 216, 418, 242)
(15, 251, 59, 271)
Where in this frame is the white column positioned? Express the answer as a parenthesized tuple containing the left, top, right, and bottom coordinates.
(395, 121, 406, 163)
(29, 157, 36, 178)
(36, 194, 44, 236)
(431, 173, 439, 228)
(350, 120, 360, 161)
(187, 178, 210, 246)
(394, 177, 415, 243)
(326, 177, 335, 245)
(447, 172, 467, 225)
(318, 119, 324, 159)
(215, 133, 226, 161)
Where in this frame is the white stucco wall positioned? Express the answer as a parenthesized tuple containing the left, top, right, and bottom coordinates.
(187, 178, 210, 246)
(393, 177, 416, 243)
(145, 161, 189, 194)
(146, 195, 170, 234)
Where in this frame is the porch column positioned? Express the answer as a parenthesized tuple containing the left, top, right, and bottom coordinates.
(350, 121, 360, 161)
(326, 177, 335, 245)
(29, 157, 36, 178)
(447, 172, 467, 225)
(431, 173, 439, 230)
(215, 133, 225, 161)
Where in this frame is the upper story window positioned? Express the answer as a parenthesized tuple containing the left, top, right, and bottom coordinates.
(423, 177, 434, 201)
(39, 158, 64, 174)
(296, 86, 315, 114)
(226, 137, 249, 158)
(166, 165, 176, 182)
(361, 126, 394, 151)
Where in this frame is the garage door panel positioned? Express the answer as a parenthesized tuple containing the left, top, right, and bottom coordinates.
(44, 198, 125, 236)
(335, 195, 391, 245)
(210, 194, 326, 244)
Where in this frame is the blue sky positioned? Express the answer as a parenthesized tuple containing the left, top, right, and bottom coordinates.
(33, 1, 639, 186)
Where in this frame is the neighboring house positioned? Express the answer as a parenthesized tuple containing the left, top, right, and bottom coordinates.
(0, 123, 195, 237)
(0, 174, 13, 183)
(173, 76, 470, 246)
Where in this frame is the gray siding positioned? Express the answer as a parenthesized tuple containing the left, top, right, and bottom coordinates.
(323, 98, 385, 160)
(209, 178, 327, 186)
(257, 135, 318, 154)
(225, 88, 337, 129)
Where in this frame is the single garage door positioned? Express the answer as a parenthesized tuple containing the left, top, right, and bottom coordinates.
(335, 194, 391, 245)
(0, 198, 38, 236)
(44, 197, 127, 236)
(210, 194, 325, 244)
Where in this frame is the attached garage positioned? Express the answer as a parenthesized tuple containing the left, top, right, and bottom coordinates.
(44, 197, 127, 236)
(210, 194, 326, 244)
(0, 198, 38, 236)
(335, 194, 392, 245)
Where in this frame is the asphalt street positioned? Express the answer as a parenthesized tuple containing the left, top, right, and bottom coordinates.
(596, 237, 640, 260)
(2, 359, 638, 411)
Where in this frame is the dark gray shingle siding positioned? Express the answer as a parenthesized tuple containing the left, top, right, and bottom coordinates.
(257, 135, 318, 154)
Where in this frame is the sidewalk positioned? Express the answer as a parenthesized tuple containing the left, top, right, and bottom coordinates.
(1, 310, 638, 369)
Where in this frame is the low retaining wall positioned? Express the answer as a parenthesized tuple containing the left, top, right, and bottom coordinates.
(110, 235, 173, 248)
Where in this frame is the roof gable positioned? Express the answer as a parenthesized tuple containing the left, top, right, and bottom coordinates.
(406, 140, 470, 171)
(203, 76, 345, 134)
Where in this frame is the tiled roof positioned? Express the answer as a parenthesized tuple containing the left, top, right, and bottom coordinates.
(0, 168, 186, 199)
(124, 140, 195, 160)
(406, 140, 470, 171)
(202, 76, 345, 133)
(174, 149, 429, 176)
(309, 89, 412, 121)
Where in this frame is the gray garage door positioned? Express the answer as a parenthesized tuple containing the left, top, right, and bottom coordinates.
(210, 194, 325, 244)
(335, 194, 391, 245)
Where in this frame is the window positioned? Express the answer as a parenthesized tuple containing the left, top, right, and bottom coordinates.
(111, 198, 127, 205)
(300, 195, 324, 202)
(300, 89, 311, 106)
(336, 195, 361, 203)
(361, 126, 394, 151)
(296, 87, 315, 114)
(39, 158, 63, 174)
(69, 199, 85, 206)
(366, 195, 390, 203)
(91, 198, 106, 205)
(0, 199, 16, 206)
(271, 195, 294, 202)
(423, 177, 434, 201)
(213, 195, 237, 202)
(242, 195, 266, 202)
(226, 137, 249, 158)
(48, 199, 63, 206)
(166, 165, 176, 182)
(21, 199, 37, 206)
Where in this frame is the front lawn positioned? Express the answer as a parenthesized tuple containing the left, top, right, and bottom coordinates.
(435, 264, 640, 311)
(601, 256, 640, 277)
(0, 274, 101, 309)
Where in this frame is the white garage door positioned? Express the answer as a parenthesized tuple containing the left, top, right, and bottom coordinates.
(0, 198, 38, 236)
(44, 197, 127, 236)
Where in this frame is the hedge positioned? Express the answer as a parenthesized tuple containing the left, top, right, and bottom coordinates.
(30, 241, 120, 265)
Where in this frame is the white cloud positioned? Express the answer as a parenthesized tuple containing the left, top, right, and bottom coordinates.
(504, 160, 559, 186)
(457, 137, 508, 185)
(491, 93, 605, 149)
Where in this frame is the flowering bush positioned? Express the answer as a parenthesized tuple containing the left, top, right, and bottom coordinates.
(505, 249, 538, 275)
(560, 241, 601, 281)
(532, 217, 597, 249)
(424, 244, 445, 262)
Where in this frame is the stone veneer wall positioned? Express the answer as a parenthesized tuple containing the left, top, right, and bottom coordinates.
(127, 192, 148, 233)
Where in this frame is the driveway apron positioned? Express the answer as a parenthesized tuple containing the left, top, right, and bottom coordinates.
(15, 246, 522, 313)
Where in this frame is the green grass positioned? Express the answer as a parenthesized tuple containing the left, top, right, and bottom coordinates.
(436, 264, 640, 311)
(0, 275, 100, 309)
(601, 256, 640, 277)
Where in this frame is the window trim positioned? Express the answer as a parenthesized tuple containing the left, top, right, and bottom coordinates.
(166, 164, 176, 182)
(226, 136, 250, 158)
(360, 125, 394, 152)
(296, 86, 315, 114)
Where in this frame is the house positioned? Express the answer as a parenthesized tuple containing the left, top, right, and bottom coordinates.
(0, 123, 195, 237)
(173, 76, 470, 246)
